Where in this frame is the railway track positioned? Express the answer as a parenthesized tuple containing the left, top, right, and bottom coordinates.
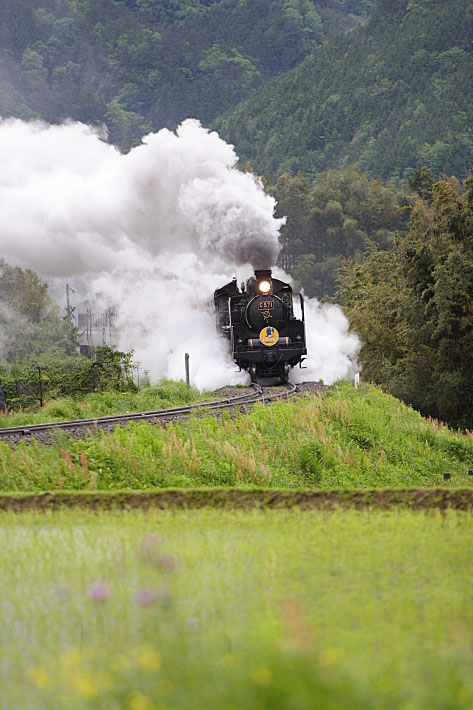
(0, 382, 298, 445)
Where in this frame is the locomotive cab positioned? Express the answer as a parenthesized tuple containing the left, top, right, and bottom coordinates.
(214, 269, 307, 383)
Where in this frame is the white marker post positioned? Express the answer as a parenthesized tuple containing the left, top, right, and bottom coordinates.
(354, 372, 360, 389)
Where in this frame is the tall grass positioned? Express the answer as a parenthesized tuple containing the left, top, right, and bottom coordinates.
(2, 509, 473, 709)
(1, 383, 473, 492)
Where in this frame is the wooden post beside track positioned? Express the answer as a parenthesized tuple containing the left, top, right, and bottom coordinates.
(38, 366, 43, 408)
(0, 383, 6, 413)
(185, 353, 190, 387)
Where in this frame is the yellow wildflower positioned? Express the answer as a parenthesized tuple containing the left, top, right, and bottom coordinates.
(319, 647, 346, 666)
(129, 690, 155, 710)
(133, 646, 162, 672)
(28, 665, 53, 690)
(70, 672, 99, 699)
(251, 667, 272, 686)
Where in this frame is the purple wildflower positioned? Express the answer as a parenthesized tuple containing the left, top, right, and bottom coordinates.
(87, 583, 112, 602)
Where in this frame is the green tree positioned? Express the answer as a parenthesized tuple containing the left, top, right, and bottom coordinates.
(20, 47, 53, 114)
(338, 172, 473, 427)
(104, 97, 151, 149)
(0, 260, 78, 362)
(0, 259, 50, 321)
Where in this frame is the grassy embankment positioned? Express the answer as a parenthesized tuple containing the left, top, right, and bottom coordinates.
(2, 508, 473, 710)
(0, 380, 210, 428)
(1, 382, 473, 492)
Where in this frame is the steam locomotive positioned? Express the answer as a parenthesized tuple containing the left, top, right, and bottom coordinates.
(214, 269, 307, 383)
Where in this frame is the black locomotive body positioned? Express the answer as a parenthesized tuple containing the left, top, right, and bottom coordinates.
(214, 269, 306, 383)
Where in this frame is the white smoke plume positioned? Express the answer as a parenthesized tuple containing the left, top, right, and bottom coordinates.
(0, 117, 359, 389)
(292, 299, 360, 385)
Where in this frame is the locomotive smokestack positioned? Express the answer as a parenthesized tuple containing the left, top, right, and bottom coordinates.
(255, 269, 272, 280)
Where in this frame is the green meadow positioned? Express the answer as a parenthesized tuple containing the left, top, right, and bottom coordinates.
(2, 508, 473, 710)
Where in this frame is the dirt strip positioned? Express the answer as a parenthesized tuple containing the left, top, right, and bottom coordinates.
(1, 488, 473, 512)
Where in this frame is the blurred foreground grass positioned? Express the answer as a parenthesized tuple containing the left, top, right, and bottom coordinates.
(2, 508, 473, 709)
(2, 383, 473, 491)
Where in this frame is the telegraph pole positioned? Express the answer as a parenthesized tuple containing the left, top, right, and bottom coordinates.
(65, 283, 76, 323)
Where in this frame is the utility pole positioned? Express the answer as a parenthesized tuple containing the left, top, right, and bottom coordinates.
(65, 283, 76, 323)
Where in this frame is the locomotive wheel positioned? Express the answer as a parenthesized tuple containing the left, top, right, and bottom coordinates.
(250, 365, 257, 383)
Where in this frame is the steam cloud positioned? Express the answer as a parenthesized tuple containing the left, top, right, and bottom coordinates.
(0, 117, 359, 388)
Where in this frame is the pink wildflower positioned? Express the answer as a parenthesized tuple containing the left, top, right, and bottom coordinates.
(87, 583, 112, 602)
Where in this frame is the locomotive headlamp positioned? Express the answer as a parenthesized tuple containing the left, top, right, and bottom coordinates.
(258, 280, 271, 294)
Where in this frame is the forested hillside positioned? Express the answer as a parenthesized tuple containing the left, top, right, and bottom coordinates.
(0, 0, 371, 149)
(3, 1, 470, 182)
(216, 0, 473, 182)
(267, 166, 413, 297)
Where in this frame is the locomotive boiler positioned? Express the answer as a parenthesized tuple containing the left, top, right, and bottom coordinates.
(214, 269, 307, 383)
